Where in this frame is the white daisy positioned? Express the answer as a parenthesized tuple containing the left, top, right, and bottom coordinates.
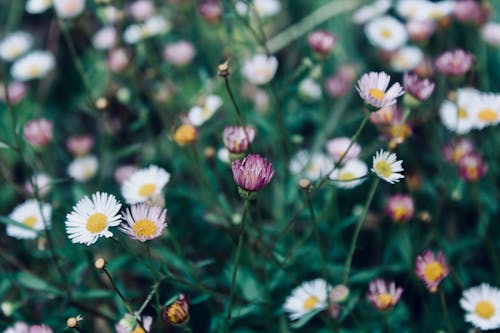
(121, 165, 170, 204)
(10, 51, 55, 81)
(25, 173, 52, 197)
(67, 155, 98, 182)
(355, 71, 404, 109)
(326, 137, 361, 163)
(422, 0, 455, 21)
(7, 200, 51, 239)
(289, 150, 333, 181)
(241, 54, 278, 85)
(217, 148, 231, 164)
(439, 88, 480, 134)
(26, 0, 53, 14)
(470, 93, 500, 129)
(283, 278, 330, 321)
(0, 32, 33, 62)
(371, 149, 404, 184)
(330, 159, 368, 189)
(120, 203, 167, 242)
(390, 45, 423, 72)
(396, 0, 431, 20)
(352, 0, 392, 25)
(481, 22, 500, 47)
(65, 192, 122, 245)
(123, 16, 170, 44)
(188, 95, 223, 126)
(116, 314, 153, 333)
(298, 78, 322, 102)
(235, 0, 281, 18)
(365, 16, 408, 51)
(460, 283, 500, 331)
(92, 26, 118, 50)
(53, 0, 85, 19)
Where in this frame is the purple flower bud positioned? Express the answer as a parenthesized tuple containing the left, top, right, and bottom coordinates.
(308, 30, 337, 57)
(223, 126, 255, 154)
(23, 118, 53, 148)
(457, 152, 487, 182)
(403, 72, 435, 101)
(435, 49, 473, 76)
(231, 154, 274, 192)
(199, 0, 222, 23)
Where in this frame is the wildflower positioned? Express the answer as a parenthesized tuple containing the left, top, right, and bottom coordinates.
(415, 250, 450, 292)
(223, 126, 255, 155)
(365, 16, 408, 51)
(26, 0, 53, 14)
(187, 94, 222, 126)
(457, 153, 487, 182)
(330, 284, 350, 303)
(29, 325, 53, 333)
(298, 78, 322, 102)
(116, 314, 153, 333)
(283, 279, 330, 321)
(481, 22, 500, 47)
(53, 0, 85, 18)
(173, 124, 197, 146)
(232, 154, 274, 197)
(406, 19, 436, 42)
(435, 49, 473, 76)
(289, 150, 333, 181)
(330, 159, 368, 189)
(371, 149, 404, 184)
(162, 294, 190, 325)
(67, 155, 98, 182)
(24, 173, 52, 197)
(217, 148, 230, 164)
(390, 46, 423, 73)
(0, 82, 27, 104)
(308, 30, 337, 57)
(163, 40, 196, 67)
(120, 203, 167, 242)
(352, 0, 391, 25)
(129, 0, 154, 21)
(355, 71, 404, 110)
(0, 32, 33, 61)
(403, 72, 435, 102)
(370, 105, 399, 127)
(386, 194, 414, 223)
(123, 16, 170, 44)
(460, 283, 500, 331)
(442, 138, 474, 164)
(367, 279, 403, 311)
(439, 87, 479, 134)
(7, 200, 51, 240)
(470, 93, 500, 129)
(397, 0, 454, 21)
(11, 51, 55, 81)
(454, 0, 490, 25)
(387, 122, 412, 149)
(235, 0, 281, 18)
(65, 192, 122, 246)
(23, 118, 53, 148)
(107, 48, 129, 72)
(121, 165, 170, 204)
(325, 65, 356, 98)
(326, 137, 361, 163)
(199, 0, 222, 23)
(92, 26, 118, 50)
(114, 165, 137, 185)
(66, 134, 94, 156)
(241, 54, 278, 85)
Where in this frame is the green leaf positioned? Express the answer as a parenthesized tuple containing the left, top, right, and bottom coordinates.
(16, 272, 63, 296)
(81, 51, 109, 100)
(73, 289, 113, 299)
(290, 308, 323, 329)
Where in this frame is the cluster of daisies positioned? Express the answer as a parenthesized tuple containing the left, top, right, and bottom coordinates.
(284, 250, 500, 331)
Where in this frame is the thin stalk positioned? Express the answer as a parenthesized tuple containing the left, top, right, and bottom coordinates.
(224, 199, 250, 333)
(384, 312, 392, 333)
(222, 75, 251, 144)
(342, 177, 379, 284)
(439, 289, 454, 333)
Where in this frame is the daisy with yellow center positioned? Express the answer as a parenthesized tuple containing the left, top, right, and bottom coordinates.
(330, 159, 368, 189)
(283, 278, 330, 321)
(355, 71, 404, 110)
(415, 250, 450, 292)
(364, 16, 408, 51)
(173, 124, 197, 146)
(241, 54, 278, 85)
(367, 278, 403, 311)
(371, 149, 404, 184)
(120, 203, 167, 242)
(439, 88, 479, 134)
(0, 32, 33, 62)
(470, 93, 500, 129)
(460, 283, 500, 330)
(65, 192, 122, 246)
(115, 314, 153, 333)
(7, 200, 51, 239)
(10, 51, 55, 82)
(121, 165, 170, 204)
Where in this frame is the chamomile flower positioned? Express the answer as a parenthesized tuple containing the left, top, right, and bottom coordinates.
(356, 71, 404, 110)
(7, 200, 51, 239)
(121, 165, 170, 204)
(67, 155, 98, 182)
(365, 16, 407, 51)
(371, 149, 404, 184)
(415, 250, 449, 292)
(235, 0, 281, 18)
(289, 150, 333, 181)
(330, 159, 368, 189)
(460, 283, 500, 331)
(352, 0, 392, 25)
(241, 54, 278, 85)
(470, 93, 500, 129)
(11, 51, 55, 81)
(367, 279, 403, 311)
(53, 0, 85, 18)
(0, 32, 33, 62)
(187, 95, 223, 126)
(439, 88, 479, 134)
(123, 16, 170, 44)
(283, 279, 330, 321)
(92, 26, 118, 50)
(120, 203, 167, 242)
(26, 0, 53, 14)
(65, 192, 122, 245)
(390, 46, 423, 72)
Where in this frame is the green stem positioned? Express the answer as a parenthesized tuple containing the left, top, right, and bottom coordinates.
(384, 312, 392, 333)
(342, 177, 379, 284)
(439, 289, 454, 333)
(222, 75, 251, 144)
(224, 199, 250, 333)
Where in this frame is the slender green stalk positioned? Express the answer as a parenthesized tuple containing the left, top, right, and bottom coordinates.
(384, 312, 392, 333)
(224, 199, 250, 333)
(439, 289, 454, 333)
(342, 177, 379, 284)
(222, 75, 251, 144)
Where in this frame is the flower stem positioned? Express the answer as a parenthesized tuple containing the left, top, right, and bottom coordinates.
(384, 312, 392, 333)
(342, 177, 379, 284)
(224, 199, 250, 333)
(439, 289, 454, 333)
(222, 74, 251, 144)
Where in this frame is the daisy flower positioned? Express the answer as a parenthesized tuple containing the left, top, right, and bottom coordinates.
(115, 314, 153, 333)
(365, 16, 408, 51)
(241, 54, 278, 85)
(24, 173, 52, 197)
(121, 165, 170, 204)
(435, 49, 474, 77)
(235, 0, 281, 18)
(163, 40, 196, 67)
(289, 150, 333, 181)
(390, 46, 423, 73)
(457, 153, 488, 182)
(415, 250, 450, 292)
(92, 26, 118, 50)
(53, 0, 85, 18)
(0, 32, 33, 62)
(11, 51, 55, 81)
(460, 283, 500, 331)
(26, 0, 53, 14)
(470, 93, 500, 129)
(120, 203, 167, 242)
(355, 71, 404, 110)
(481, 22, 500, 47)
(352, 0, 391, 25)
(187, 94, 223, 126)
(367, 278, 403, 311)
(329, 159, 368, 189)
(439, 88, 480, 134)
(385, 194, 414, 223)
(67, 155, 98, 182)
(371, 149, 404, 184)
(326, 137, 361, 163)
(283, 278, 330, 321)
(65, 192, 122, 245)
(7, 200, 51, 240)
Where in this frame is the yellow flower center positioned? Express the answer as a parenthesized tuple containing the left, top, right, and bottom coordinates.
(458, 107, 468, 119)
(27, 64, 41, 77)
(257, 67, 271, 77)
(339, 172, 355, 181)
(376, 293, 393, 309)
(132, 219, 157, 238)
(374, 160, 392, 178)
(303, 295, 319, 310)
(475, 300, 495, 319)
(132, 327, 146, 333)
(138, 183, 156, 197)
(392, 206, 408, 221)
(380, 28, 392, 38)
(22, 215, 38, 228)
(423, 261, 445, 282)
(478, 108, 497, 122)
(174, 124, 197, 146)
(86, 213, 107, 233)
(369, 88, 386, 101)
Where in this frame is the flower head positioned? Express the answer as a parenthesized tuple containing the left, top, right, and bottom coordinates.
(442, 138, 474, 164)
(356, 72, 404, 110)
(53, 0, 85, 18)
(435, 49, 474, 76)
(26, 0, 53, 14)
(290, 151, 333, 181)
(415, 250, 450, 292)
(241, 54, 278, 85)
(129, 0, 154, 21)
(390, 46, 423, 73)
(352, 0, 391, 24)
(325, 65, 356, 98)
(406, 19, 436, 42)
(231, 154, 274, 192)
(0, 82, 27, 105)
(198, 0, 222, 23)
(386, 194, 414, 223)
(223, 126, 255, 154)
(367, 279, 403, 311)
(66, 134, 94, 156)
(7, 200, 51, 239)
(107, 48, 129, 72)
(162, 294, 190, 326)
(460, 283, 500, 331)
(326, 137, 361, 164)
(115, 314, 153, 333)
(330, 159, 368, 189)
(283, 278, 330, 321)
(470, 93, 500, 129)
(163, 40, 196, 67)
(371, 149, 404, 184)
(65, 192, 122, 246)
(92, 26, 118, 50)
(403, 73, 435, 102)
(23, 118, 53, 148)
(439, 87, 479, 134)
(173, 124, 197, 146)
(120, 203, 167, 242)
(121, 165, 170, 204)
(308, 30, 337, 57)
(457, 152, 488, 182)
(365, 16, 408, 51)
(187, 94, 222, 126)
(0, 32, 33, 61)
(11, 51, 55, 81)
(481, 22, 500, 47)
(24, 173, 52, 197)
(67, 155, 98, 182)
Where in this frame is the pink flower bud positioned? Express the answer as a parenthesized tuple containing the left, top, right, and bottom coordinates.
(23, 118, 53, 148)
(308, 30, 337, 57)
(66, 134, 94, 156)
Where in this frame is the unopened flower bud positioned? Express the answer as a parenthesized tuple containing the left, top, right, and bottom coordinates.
(94, 257, 107, 270)
(218, 61, 230, 77)
(329, 284, 349, 303)
(162, 294, 190, 326)
(298, 178, 311, 190)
